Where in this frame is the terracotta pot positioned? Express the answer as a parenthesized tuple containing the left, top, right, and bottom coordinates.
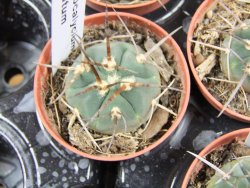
(187, 0, 250, 122)
(182, 128, 250, 188)
(86, 0, 170, 15)
(34, 12, 190, 161)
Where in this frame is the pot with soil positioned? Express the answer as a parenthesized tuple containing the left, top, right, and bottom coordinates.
(86, 0, 169, 15)
(182, 128, 250, 188)
(34, 12, 190, 161)
(187, 0, 250, 122)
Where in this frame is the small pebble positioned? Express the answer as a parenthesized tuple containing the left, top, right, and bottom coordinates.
(195, 54, 205, 66)
(206, 10, 213, 19)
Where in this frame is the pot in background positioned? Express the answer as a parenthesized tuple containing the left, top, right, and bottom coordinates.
(182, 128, 250, 188)
(86, 0, 170, 15)
(187, 0, 250, 122)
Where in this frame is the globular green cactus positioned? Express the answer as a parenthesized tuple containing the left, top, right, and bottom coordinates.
(207, 157, 250, 188)
(65, 41, 161, 134)
(220, 25, 250, 92)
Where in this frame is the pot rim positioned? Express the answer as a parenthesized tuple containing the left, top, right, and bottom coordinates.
(181, 128, 250, 188)
(186, 0, 250, 122)
(87, 0, 162, 9)
(86, 0, 170, 15)
(34, 12, 190, 161)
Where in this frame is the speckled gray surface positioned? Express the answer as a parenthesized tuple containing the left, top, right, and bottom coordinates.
(0, 80, 102, 188)
(0, 0, 249, 188)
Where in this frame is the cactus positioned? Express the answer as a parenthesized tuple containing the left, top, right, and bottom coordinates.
(220, 25, 250, 93)
(65, 41, 161, 135)
(207, 157, 250, 188)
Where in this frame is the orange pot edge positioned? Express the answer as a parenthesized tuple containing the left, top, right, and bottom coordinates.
(86, 0, 170, 15)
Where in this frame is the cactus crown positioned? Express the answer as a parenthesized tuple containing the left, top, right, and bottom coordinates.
(220, 24, 250, 93)
(65, 41, 161, 134)
(207, 157, 250, 188)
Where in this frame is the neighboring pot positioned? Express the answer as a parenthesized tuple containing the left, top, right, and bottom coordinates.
(187, 0, 250, 122)
(182, 128, 250, 188)
(86, 0, 170, 15)
(34, 12, 190, 161)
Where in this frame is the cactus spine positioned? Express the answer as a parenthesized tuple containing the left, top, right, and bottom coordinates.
(220, 25, 250, 92)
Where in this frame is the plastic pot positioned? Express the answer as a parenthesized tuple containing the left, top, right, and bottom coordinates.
(182, 128, 250, 188)
(187, 0, 250, 122)
(86, 0, 170, 15)
(34, 12, 190, 161)
(0, 119, 37, 187)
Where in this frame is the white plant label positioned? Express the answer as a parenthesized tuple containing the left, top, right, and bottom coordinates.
(52, 0, 86, 73)
(245, 132, 250, 148)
